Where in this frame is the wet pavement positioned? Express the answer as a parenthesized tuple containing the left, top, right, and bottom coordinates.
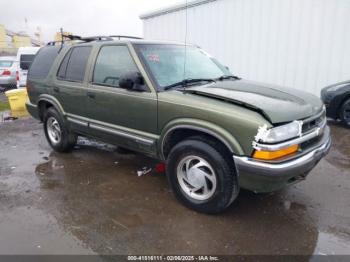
(0, 117, 349, 256)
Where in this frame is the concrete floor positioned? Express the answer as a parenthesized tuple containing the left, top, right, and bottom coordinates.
(0, 117, 349, 256)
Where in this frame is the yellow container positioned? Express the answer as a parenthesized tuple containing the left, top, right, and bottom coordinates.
(5, 88, 29, 116)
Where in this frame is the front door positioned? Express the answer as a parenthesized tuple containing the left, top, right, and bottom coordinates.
(86, 44, 158, 154)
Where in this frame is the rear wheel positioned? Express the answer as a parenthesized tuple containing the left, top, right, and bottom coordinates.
(43, 107, 77, 152)
(340, 98, 350, 128)
(166, 137, 239, 214)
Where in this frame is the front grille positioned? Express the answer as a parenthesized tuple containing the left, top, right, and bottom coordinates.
(300, 135, 322, 150)
(302, 109, 326, 134)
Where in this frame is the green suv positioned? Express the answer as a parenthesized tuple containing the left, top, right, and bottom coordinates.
(26, 36, 331, 213)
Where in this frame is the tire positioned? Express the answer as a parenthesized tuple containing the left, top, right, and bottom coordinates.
(166, 136, 239, 214)
(43, 107, 77, 152)
(340, 98, 350, 128)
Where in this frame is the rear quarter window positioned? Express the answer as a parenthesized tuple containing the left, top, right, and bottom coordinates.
(28, 46, 60, 80)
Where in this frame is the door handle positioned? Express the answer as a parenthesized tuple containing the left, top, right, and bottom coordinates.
(87, 92, 96, 99)
(53, 87, 60, 93)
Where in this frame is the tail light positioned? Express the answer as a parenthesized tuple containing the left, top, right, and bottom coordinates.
(2, 70, 11, 76)
(16, 71, 19, 81)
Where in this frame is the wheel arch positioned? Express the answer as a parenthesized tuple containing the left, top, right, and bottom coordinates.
(159, 119, 244, 160)
(37, 95, 65, 121)
(337, 93, 350, 117)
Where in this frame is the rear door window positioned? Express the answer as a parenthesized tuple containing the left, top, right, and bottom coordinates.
(58, 46, 92, 82)
(28, 46, 60, 80)
(20, 54, 35, 70)
(57, 49, 72, 79)
(92, 45, 138, 87)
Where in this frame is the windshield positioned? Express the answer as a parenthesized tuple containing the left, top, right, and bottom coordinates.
(0, 61, 13, 67)
(136, 44, 231, 90)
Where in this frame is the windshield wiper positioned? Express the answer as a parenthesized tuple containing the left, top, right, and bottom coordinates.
(164, 78, 216, 90)
(216, 75, 241, 81)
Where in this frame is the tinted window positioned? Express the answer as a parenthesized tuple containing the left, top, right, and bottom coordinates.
(20, 54, 35, 70)
(93, 45, 138, 87)
(57, 49, 72, 79)
(28, 47, 60, 80)
(58, 46, 91, 82)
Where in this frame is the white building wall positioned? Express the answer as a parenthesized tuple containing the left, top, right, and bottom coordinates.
(142, 0, 350, 96)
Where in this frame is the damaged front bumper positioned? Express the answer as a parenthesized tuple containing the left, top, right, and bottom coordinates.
(233, 126, 331, 193)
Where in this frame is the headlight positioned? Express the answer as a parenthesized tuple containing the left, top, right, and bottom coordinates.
(255, 121, 302, 144)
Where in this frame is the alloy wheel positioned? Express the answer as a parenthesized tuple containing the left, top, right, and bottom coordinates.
(47, 116, 62, 144)
(177, 155, 217, 201)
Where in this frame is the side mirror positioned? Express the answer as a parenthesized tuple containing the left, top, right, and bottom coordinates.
(119, 72, 146, 92)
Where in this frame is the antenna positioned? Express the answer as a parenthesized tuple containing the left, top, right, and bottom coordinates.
(58, 28, 64, 52)
(60, 28, 64, 45)
(183, 0, 188, 90)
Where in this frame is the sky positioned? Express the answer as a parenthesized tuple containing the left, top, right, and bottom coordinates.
(0, 0, 182, 42)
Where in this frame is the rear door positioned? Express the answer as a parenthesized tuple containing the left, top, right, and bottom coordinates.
(86, 44, 158, 154)
(53, 46, 92, 133)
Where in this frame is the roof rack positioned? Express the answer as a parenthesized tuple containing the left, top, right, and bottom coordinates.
(46, 34, 143, 46)
(64, 34, 114, 42)
(64, 34, 142, 41)
(109, 35, 143, 40)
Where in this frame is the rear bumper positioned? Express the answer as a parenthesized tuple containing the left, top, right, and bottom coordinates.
(0, 76, 16, 86)
(234, 126, 331, 192)
(25, 101, 39, 120)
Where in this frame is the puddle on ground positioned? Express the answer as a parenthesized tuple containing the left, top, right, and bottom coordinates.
(0, 111, 29, 124)
(0, 206, 94, 255)
(1, 117, 350, 255)
(313, 231, 350, 255)
(0, 110, 29, 123)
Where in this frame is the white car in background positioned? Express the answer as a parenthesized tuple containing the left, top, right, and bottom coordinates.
(0, 56, 17, 90)
(16, 47, 40, 88)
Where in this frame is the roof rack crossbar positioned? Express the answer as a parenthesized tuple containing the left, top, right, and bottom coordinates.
(63, 34, 113, 42)
(109, 35, 143, 40)
(81, 36, 114, 42)
(46, 34, 143, 46)
(61, 34, 82, 41)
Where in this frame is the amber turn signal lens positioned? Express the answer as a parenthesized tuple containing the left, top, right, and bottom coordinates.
(253, 144, 299, 160)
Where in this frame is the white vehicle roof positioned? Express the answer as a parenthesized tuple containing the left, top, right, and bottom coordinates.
(16, 47, 40, 56)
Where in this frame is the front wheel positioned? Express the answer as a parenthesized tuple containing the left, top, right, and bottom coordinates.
(340, 98, 350, 128)
(166, 137, 239, 214)
(43, 107, 77, 152)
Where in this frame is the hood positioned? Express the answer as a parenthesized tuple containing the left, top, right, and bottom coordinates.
(185, 80, 323, 124)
